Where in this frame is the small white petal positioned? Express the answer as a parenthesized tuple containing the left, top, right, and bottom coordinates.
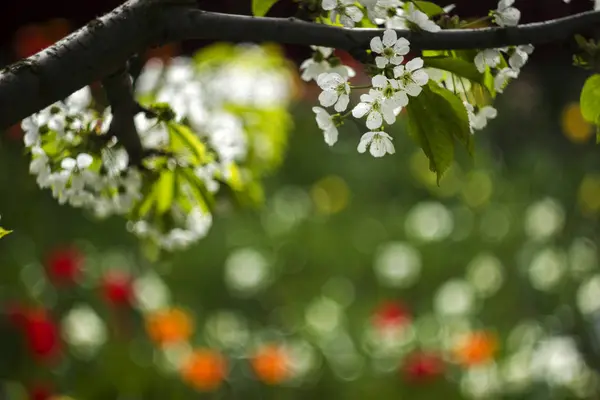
(406, 57, 424, 72)
(324, 126, 339, 146)
(346, 6, 364, 22)
(76, 153, 94, 169)
(319, 90, 338, 107)
(352, 102, 372, 118)
(382, 30, 397, 47)
(61, 157, 77, 171)
(393, 38, 410, 55)
(375, 56, 389, 69)
(335, 94, 350, 112)
(366, 110, 383, 129)
(370, 36, 384, 53)
(411, 69, 429, 86)
(372, 74, 388, 88)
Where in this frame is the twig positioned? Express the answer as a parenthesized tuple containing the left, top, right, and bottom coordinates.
(102, 66, 144, 166)
(1, 0, 600, 130)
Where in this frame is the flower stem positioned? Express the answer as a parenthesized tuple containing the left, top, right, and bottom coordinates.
(351, 84, 372, 89)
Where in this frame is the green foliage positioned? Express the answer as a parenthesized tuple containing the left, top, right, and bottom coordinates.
(251, 0, 280, 16)
(406, 83, 472, 184)
(579, 74, 600, 142)
(0, 227, 11, 239)
(407, 1, 445, 17)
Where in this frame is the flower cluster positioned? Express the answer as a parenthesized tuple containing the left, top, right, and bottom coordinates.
(21, 88, 144, 216)
(21, 44, 294, 251)
(311, 29, 429, 157)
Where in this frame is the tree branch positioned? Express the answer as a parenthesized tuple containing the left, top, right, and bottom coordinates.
(102, 66, 144, 166)
(1, 1, 599, 132)
(157, 9, 600, 52)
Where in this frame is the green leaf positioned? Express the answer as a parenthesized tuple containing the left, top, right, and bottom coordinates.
(0, 227, 12, 239)
(405, 83, 472, 184)
(580, 74, 600, 125)
(423, 56, 483, 84)
(252, 0, 279, 16)
(155, 170, 175, 215)
(409, 1, 445, 17)
(179, 168, 214, 213)
(167, 122, 208, 165)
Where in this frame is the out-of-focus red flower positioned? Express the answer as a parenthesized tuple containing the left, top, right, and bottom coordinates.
(372, 301, 411, 330)
(29, 383, 53, 400)
(102, 271, 133, 306)
(403, 351, 444, 382)
(45, 246, 84, 285)
(23, 309, 61, 361)
(13, 19, 70, 59)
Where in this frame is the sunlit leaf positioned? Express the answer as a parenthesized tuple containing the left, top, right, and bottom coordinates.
(406, 83, 472, 184)
(580, 74, 600, 125)
(0, 227, 12, 239)
(252, 0, 280, 17)
(155, 170, 176, 215)
(409, 1, 445, 17)
(167, 122, 209, 165)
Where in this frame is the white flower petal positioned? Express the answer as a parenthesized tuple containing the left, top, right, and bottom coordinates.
(324, 126, 339, 146)
(319, 90, 338, 107)
(352, 102, 372, 118)
(411, 69, 429, 86)
(393, 38, 410, 55)
(76, 153, 93, 169)
(382, 30, 398, 47)
(346, 6, 364, 22)
(375, 56, 389, 69)
(335, 94, 350, 112)
(61, 157, 77, 171)
(366, 110, 383, 129)
(370, 36, 384, 53)
(406, 57, 424, 72)
(372, 74, 388, 88)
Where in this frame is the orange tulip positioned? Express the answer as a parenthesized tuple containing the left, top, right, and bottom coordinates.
(145, 308, 193, 346)
(251, 345, 289, 384)
(453, 331, 498, 366)
(181, 349, 227, 391)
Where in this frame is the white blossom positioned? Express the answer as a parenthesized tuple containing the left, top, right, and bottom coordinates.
(494, 0, 520, 27)
(352, 89, 397, 129)
(404, 3, 441, 32)
(316, 72, 351, 112)
(300, 46, 334, 81)
(300, 46, 356, 82)
(494, 67, 519, 93)
(357, 131, 395, 157)
(322, 0, 364, 28)
(312, 106, 339, 146)
(509, 44, 534, 69)
(464, 102, 497, 133)
(393, 57, 429, 97)
(370, 29, 410, 69)
(474, 49, 502, 73)
(372, 74, 408, 114)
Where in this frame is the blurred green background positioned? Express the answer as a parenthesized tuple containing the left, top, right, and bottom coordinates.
(2, 49, 600, 400)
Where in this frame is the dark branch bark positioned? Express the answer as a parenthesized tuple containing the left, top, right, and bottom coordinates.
(158, 9, 600, 52)
(102, 67, 144, 166)
(0, 0, 599, 132)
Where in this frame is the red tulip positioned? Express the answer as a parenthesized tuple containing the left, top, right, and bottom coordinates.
(372, 301, 411, 330)
(403, 352, 444, 382)
(23, 310, 61, 362)
(45, 246, 83, 285)
(102, 271, 133, 306)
